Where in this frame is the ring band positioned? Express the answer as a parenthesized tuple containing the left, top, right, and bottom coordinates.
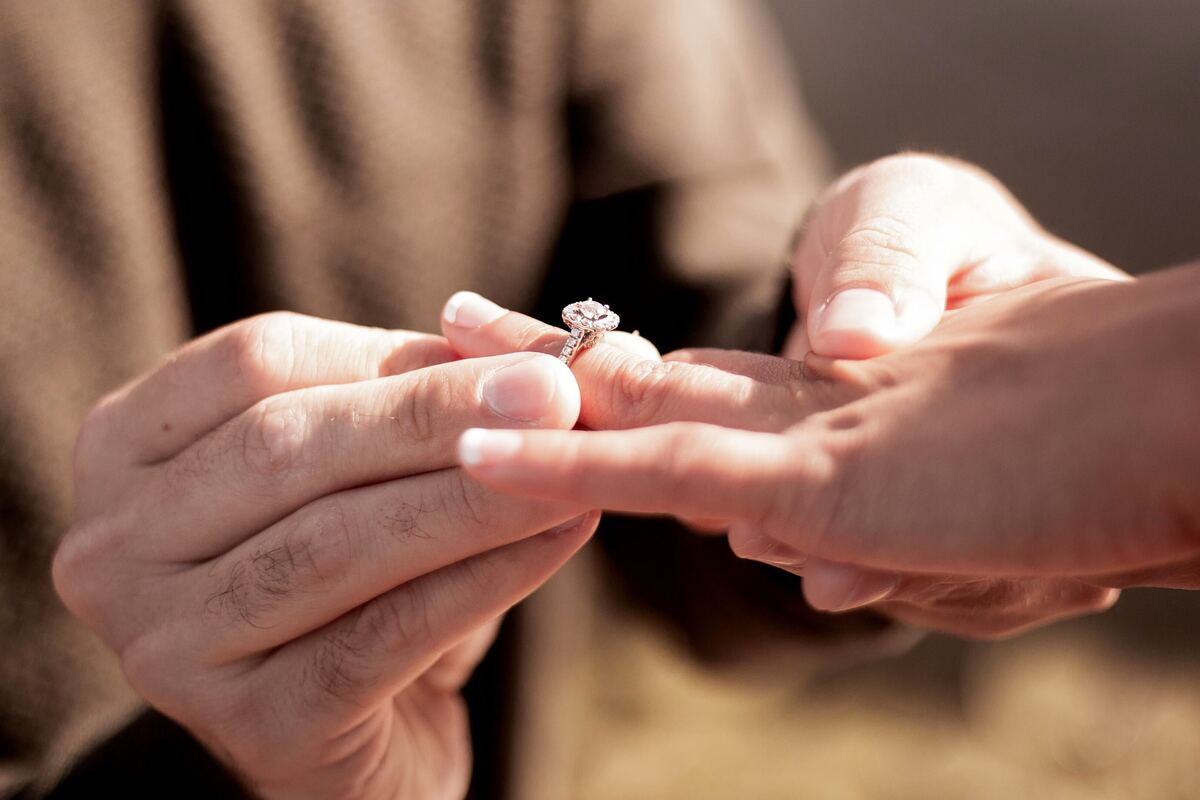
(558, 299, 619, 365)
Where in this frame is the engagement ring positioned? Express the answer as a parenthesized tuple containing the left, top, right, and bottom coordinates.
(558, 299, 619, 365)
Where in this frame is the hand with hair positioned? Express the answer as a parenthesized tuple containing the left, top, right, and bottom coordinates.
(439, 155, 1200, 639)
(54, 313, 595, 799)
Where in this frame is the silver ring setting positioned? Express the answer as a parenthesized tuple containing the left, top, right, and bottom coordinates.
(558, 298, 619, 365)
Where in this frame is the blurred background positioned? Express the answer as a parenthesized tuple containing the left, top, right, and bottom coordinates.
(767, 0, 1200, 275)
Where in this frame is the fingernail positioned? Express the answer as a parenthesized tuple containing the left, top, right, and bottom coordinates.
(804, 561, 898, 612)
(483, 355, 575, 421)
(444, 291, 505, 328)
(458, 428, 523, 467)
(811, 288, 897, 356)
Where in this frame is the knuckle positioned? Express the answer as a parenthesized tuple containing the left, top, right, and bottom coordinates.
(395, 369, 454, 443)
(296, 498, 358, 580)
(306, 587, 435, 704)
(52, 519, 120, 625)
(365, 586, 435, 655)
(378, 495, 436, 543)
(307, 631, 364, 704)
(222, 312, 305, 398)
(441, 469, 490, 530)
(210, 500, 354, 626)
(239, 396, 312, 478)
(608, 359, 687, 427)
(121, 631, 235, 734)
(831, 216, 923, 281)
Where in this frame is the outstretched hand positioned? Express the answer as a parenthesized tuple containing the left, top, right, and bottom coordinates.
(448, 271, 1200, 637)
(440, 156, 1200, 638)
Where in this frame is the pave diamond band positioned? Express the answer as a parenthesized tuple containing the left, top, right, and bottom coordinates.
(558, 298, 619, 365)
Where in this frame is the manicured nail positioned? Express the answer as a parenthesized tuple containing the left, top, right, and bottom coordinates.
(804, 561, 898, 612)
(811, 288, 897, 356)
(458, 428, 524, 467)
(482, 355, 574, 421)
(443, 291, 506, 328)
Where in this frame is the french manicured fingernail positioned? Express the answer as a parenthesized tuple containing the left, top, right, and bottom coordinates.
(444, 291, 506, 328)
(482, 355, 575, 421)
(805, 561, 899, 612)
(458, 427, 524, 467)
(812, 288, 897, 349)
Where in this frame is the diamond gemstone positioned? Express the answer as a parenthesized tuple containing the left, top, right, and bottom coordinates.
(578, 300, 607, 321)
(562, 298, 619, 333)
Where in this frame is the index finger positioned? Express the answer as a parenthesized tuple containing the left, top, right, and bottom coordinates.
(456, 423, 806, 523)
(89, 312, 455, 465)
(440, 292, 811, 433)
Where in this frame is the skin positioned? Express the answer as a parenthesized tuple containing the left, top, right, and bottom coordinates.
(49, 153, 1192, 797)
(447, 154, 1200, 639)
(452, 271, 1200, 638)
(53, 313, 597, 799)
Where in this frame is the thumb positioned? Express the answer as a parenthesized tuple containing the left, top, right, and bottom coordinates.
(808, 284, 943, 361)
(796, 154, 1023, 359)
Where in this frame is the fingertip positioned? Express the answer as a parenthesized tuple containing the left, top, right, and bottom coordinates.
(809, 327, 895, 360)
(443, 291, 506, 330)
(809, 288, 899, 359)
(457, 427, 524, 468)
(802, 559, 899, 612)
(810, 287, 945, 358)
(542, 352, 582, 427)
(480, 353, 580, 428)
(442, 291, 471, 325)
